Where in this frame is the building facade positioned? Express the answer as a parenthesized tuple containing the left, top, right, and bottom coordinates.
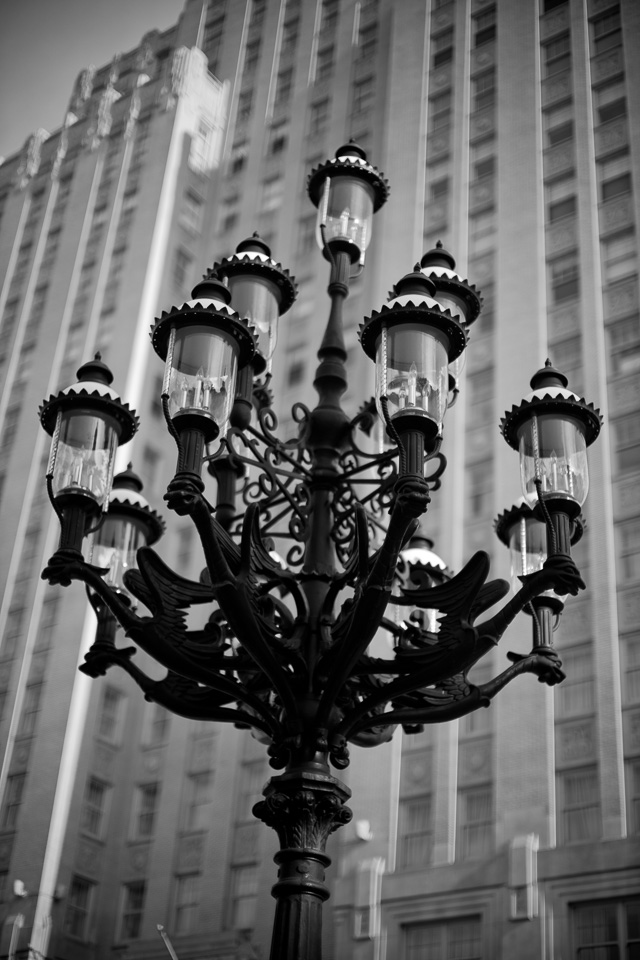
(0, 0, 638, 958)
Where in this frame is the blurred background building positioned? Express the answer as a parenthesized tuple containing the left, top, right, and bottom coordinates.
(0, 0, 638, 957)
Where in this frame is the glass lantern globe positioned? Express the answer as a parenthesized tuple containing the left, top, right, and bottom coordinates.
(495, 499, 585, 607)
(360, 265, 467, 453)
(308, 141, 389, 265)
(501, 361, 601, 518)
(216, 234, 297, 374)
(39, 356, 138, 555)
(152, 274, 256, 445)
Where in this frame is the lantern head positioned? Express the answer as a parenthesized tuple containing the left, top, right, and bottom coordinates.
(397, 533, 452, 635)
(359, 265, 467, 451)
(501, 361, 601, 519)
(420, 242, 483, 398)
(39, 355, 138, 553)
(495, 498, 584, 609)
(151, 274, 256, 444)
(215, 234, 297, 374)
(307, 141, 389, 265)
(92, 465, 164, 600)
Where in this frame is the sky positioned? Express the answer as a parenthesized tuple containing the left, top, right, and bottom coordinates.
(0, 0, 188, 160)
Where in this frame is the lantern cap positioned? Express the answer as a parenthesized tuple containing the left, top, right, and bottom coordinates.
(500, 361, 602, 450)
(400, 533, 453, 580)
(307, 139, 390, 212)
(419, 243, 483, 327)
(190, 271, 233, 304)
(359, 265, 468, 363)
(495, 498, 585, 547)
(106, 464, 165, 545)
(150, 286, 257, 367)
(214, 234, 298, 316)
(38, 353, 139, 443)
(421, 240, 456, 271)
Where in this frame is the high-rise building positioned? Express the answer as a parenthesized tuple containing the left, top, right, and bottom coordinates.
(0, 0, 639, 958)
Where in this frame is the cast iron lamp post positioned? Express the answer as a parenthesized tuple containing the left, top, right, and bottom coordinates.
(40, 144, 601, 960)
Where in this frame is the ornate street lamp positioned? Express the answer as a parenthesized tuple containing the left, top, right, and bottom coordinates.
(41, 146, 600, 960)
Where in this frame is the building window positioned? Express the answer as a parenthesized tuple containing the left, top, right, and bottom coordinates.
(173, 248, 193, 291)
(275, 67, 294, 108)
(473, 156, 496, 181)
(316, 45, 334, 83)
(430, 177, 450, 201)
(237, 89, 253, 123)
(398, 796, 432, 868)
(545, 103, 574, 147)
(622, 635, 640, 704)
(268, 123, 288, 155)
(607, 316, 640, 376)
(64, 876, 95, 940)
(281, 16, 299, 56)
(548, 194, 576, 222)
(181, 190, 204, 234)
(602, 232, 637, 284)
(596, 83, 627, 125)
(473, 7, 496, 47)
(357, 21, 377, 60)
(133, 783, 160, 838)
(174, 873, 201, 935)
(229, 864, 259, 930)
(1, 773, 26, 830)
(572, 898, 639, 956)
(405, 917, 482, 960)
(183, 771, 214, 832)
(237, 761, 266, 822)
(616, 518, 640, 582)
(230, 141, 247, 175)
(590, 8, 622, 56)
(81, 777, 109, 837)
(260, 176, 283, 213)
(352, 76, 375, 114)
(611, 413, 640, 473)
(146, 703, 170, 745)
(287, 358, 306, 387)
(457, 786, 493, 859)
(120, 881, 146, 940)
(558, 767, 600, 843)
(602, 172, 632, 202)
(189, 117, 216, 174)
(244, 37, 261, 76)
(542, 33, 571, 77)
(309, 98, 330, 138)
(429, 91, 452, 132)
(548, 252, 579, 303)
(97, 685, 124, 742)
(555, 645, 594, 717)
(432, 28, 454, 67)
(471, 70, 495, 112)
(627, 760, 640, 834)
(17, 682, 43, 736)
(298, 215, 317, 254)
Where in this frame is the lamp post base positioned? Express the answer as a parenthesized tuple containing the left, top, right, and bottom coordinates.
(254, 764, 352, 960)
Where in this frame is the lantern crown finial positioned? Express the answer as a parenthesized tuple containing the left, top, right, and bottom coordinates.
(530, 359, 569, 391)
(236, 233, 272, 258)
(113, 464, 145, 494)
(76, 353, 114, 387)
(420, 243, 456, 272)
(391, 267, 437, 301)
(190, 271, 233, 305)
